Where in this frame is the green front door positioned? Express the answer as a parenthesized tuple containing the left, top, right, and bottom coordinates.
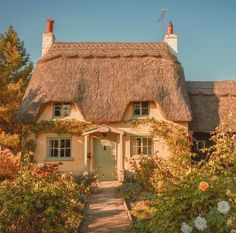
(93, 137, 117, 181)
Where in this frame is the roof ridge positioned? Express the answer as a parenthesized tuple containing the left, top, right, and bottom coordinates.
(53, 41, 166, 44)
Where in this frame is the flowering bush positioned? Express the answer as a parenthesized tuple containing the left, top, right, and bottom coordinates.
(121, 121, 236, 232)
(0, 150, 20, 180)
(0, 158, 96, 233)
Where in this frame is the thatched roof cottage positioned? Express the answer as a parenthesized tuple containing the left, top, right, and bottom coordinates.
(16, 20, 236, 181)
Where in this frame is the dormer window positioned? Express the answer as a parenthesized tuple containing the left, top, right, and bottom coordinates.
(53, 103, 71, 118)
(133, 101, 149, 116)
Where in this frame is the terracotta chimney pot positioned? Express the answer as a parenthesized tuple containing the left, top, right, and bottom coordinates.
(167, 21, 173, 35)
(46, 19, 54, 33)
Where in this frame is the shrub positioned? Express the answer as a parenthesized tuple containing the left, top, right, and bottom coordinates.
(0, 162, 95, 233)
(122, 121, 236, 232)
(0, 150, 20, 180)
(130, 156, 158, 191)
(119, 182, 142, 201)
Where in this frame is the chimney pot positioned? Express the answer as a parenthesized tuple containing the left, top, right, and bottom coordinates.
(46, 19, 54, 33)
(164, 21, 178, 54)
(167, 21, 173, 35)
(42, 19, 55, 56)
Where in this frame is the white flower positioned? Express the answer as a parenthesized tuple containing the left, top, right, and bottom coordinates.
(194, 216, 207, 231)
(217, 201, 230, 214)
(37, 163, 44, 168)
(181, 222, 193, 233)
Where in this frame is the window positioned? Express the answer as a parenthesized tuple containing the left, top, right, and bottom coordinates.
(133, 101, 149, 116)
(48, 138, 71, 158)
(131, 137, 152, 157)
(196, 140, 205, 150)
(53, 103, 71, 118)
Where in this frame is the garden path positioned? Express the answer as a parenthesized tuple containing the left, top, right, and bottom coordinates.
(79, 181, 131, 233)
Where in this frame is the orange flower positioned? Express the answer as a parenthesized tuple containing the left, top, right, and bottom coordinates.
(199, 181, 209, 192)
(157, 181, 164, 191)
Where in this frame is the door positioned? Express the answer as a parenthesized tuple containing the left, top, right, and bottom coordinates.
(93, 137, 117, 181)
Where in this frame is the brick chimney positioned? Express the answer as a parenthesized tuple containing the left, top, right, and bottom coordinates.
(42, 19, 55, 56)
(164, 21, 178, 54)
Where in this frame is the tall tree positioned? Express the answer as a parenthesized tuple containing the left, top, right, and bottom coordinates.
(0, 26, 33, 150)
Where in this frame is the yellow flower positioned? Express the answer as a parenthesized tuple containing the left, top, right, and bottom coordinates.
(157, 181, 164, 190)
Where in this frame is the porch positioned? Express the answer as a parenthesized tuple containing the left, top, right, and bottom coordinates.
(83, 126, 125, 181)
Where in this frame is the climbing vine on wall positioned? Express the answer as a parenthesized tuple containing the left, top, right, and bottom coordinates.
(22, 119, 93, 152)
(129, 118, 192, 183)
(22, 119, 93, 137)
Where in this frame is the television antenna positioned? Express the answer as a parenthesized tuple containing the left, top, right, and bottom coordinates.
(158, 8, 168, 39)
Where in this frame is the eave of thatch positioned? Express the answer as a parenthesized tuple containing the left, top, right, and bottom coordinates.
(16, 42, 192, 123)
(187, 81, 236, 132)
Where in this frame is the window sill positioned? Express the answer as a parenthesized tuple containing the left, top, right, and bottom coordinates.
(131, 116, 150, 120)
(44, 157, 74, 162)
(129, 155, 152, 160)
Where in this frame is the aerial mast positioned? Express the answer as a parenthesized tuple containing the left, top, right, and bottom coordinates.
(158, 8, 168, 40)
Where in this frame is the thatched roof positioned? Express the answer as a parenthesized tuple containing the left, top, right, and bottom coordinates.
(187, 81, 236, 132)
(16, 42, 192, 123)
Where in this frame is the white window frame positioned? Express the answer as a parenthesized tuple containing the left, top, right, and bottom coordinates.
(53, 103, 71, 118)
(132, 101, 149, 117)
(131, 137, 153, 157)
(196, 140, 206, 150)
(47, 137, 72, 160)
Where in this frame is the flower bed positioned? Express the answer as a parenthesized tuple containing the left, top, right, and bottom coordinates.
(119, 122, 236, 233)
(0, 156, 96, 233)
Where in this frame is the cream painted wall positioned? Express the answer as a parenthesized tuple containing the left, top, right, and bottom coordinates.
(33, 101, 188, 174)
(34, 133, 85, 172)
(37, 103, 85, 122)
(123, 101, 166, 121)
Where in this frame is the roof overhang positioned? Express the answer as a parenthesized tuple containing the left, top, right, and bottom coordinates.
(83, 125, 125, 136)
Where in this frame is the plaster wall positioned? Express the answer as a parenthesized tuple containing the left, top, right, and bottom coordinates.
(33, 101, 188, 174)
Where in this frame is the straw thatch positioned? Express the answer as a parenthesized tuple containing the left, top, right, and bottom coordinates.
(187, 81, 236, 132)
(16, 42, 192, 123)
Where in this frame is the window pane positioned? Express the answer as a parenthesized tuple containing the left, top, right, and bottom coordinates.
(49, 148, 54, 157)
(53, 149, 58, 157)
(65, 149, 71, 157)
(60, 148, 65, 157)
(143, 147, 147, 155)
(142, 102, 149, 108)
(66, 139, 71, 148)
(197, 141, 205, 150)
(54, 140, 59, 148)
(63, 104, 71, 117)
(137, 147, 141, 155)
(133, 102, 141, 115)
(134, 108, 140, 115)
(61, 139, 65, 148)
(142, 108, 149, 115)
(148, 138, 152, 145)
(143, 138, 147, 146)
(137, 138, 141, 147)
(49, 140, 54, 148)
(148, 146, 152, 156)
(54, 104, 61, 117)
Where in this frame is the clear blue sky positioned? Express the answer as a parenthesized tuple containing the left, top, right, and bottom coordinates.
(1, 0, 236, 81)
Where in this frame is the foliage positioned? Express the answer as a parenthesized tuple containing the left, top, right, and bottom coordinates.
(22, 119, 93, 153)
(130, 119, 192, 184)
(0, 131, 20, 152)
(0, 159, 96, 233)
(119, 182, 142, 201)
(23, 119, 92, 137)
(0, 25, 33, 152)
(130, 157, 158, 191)
(0, 150, 20, 180)
(131, 200, 156, 220)
(121, 121, 236, 232)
